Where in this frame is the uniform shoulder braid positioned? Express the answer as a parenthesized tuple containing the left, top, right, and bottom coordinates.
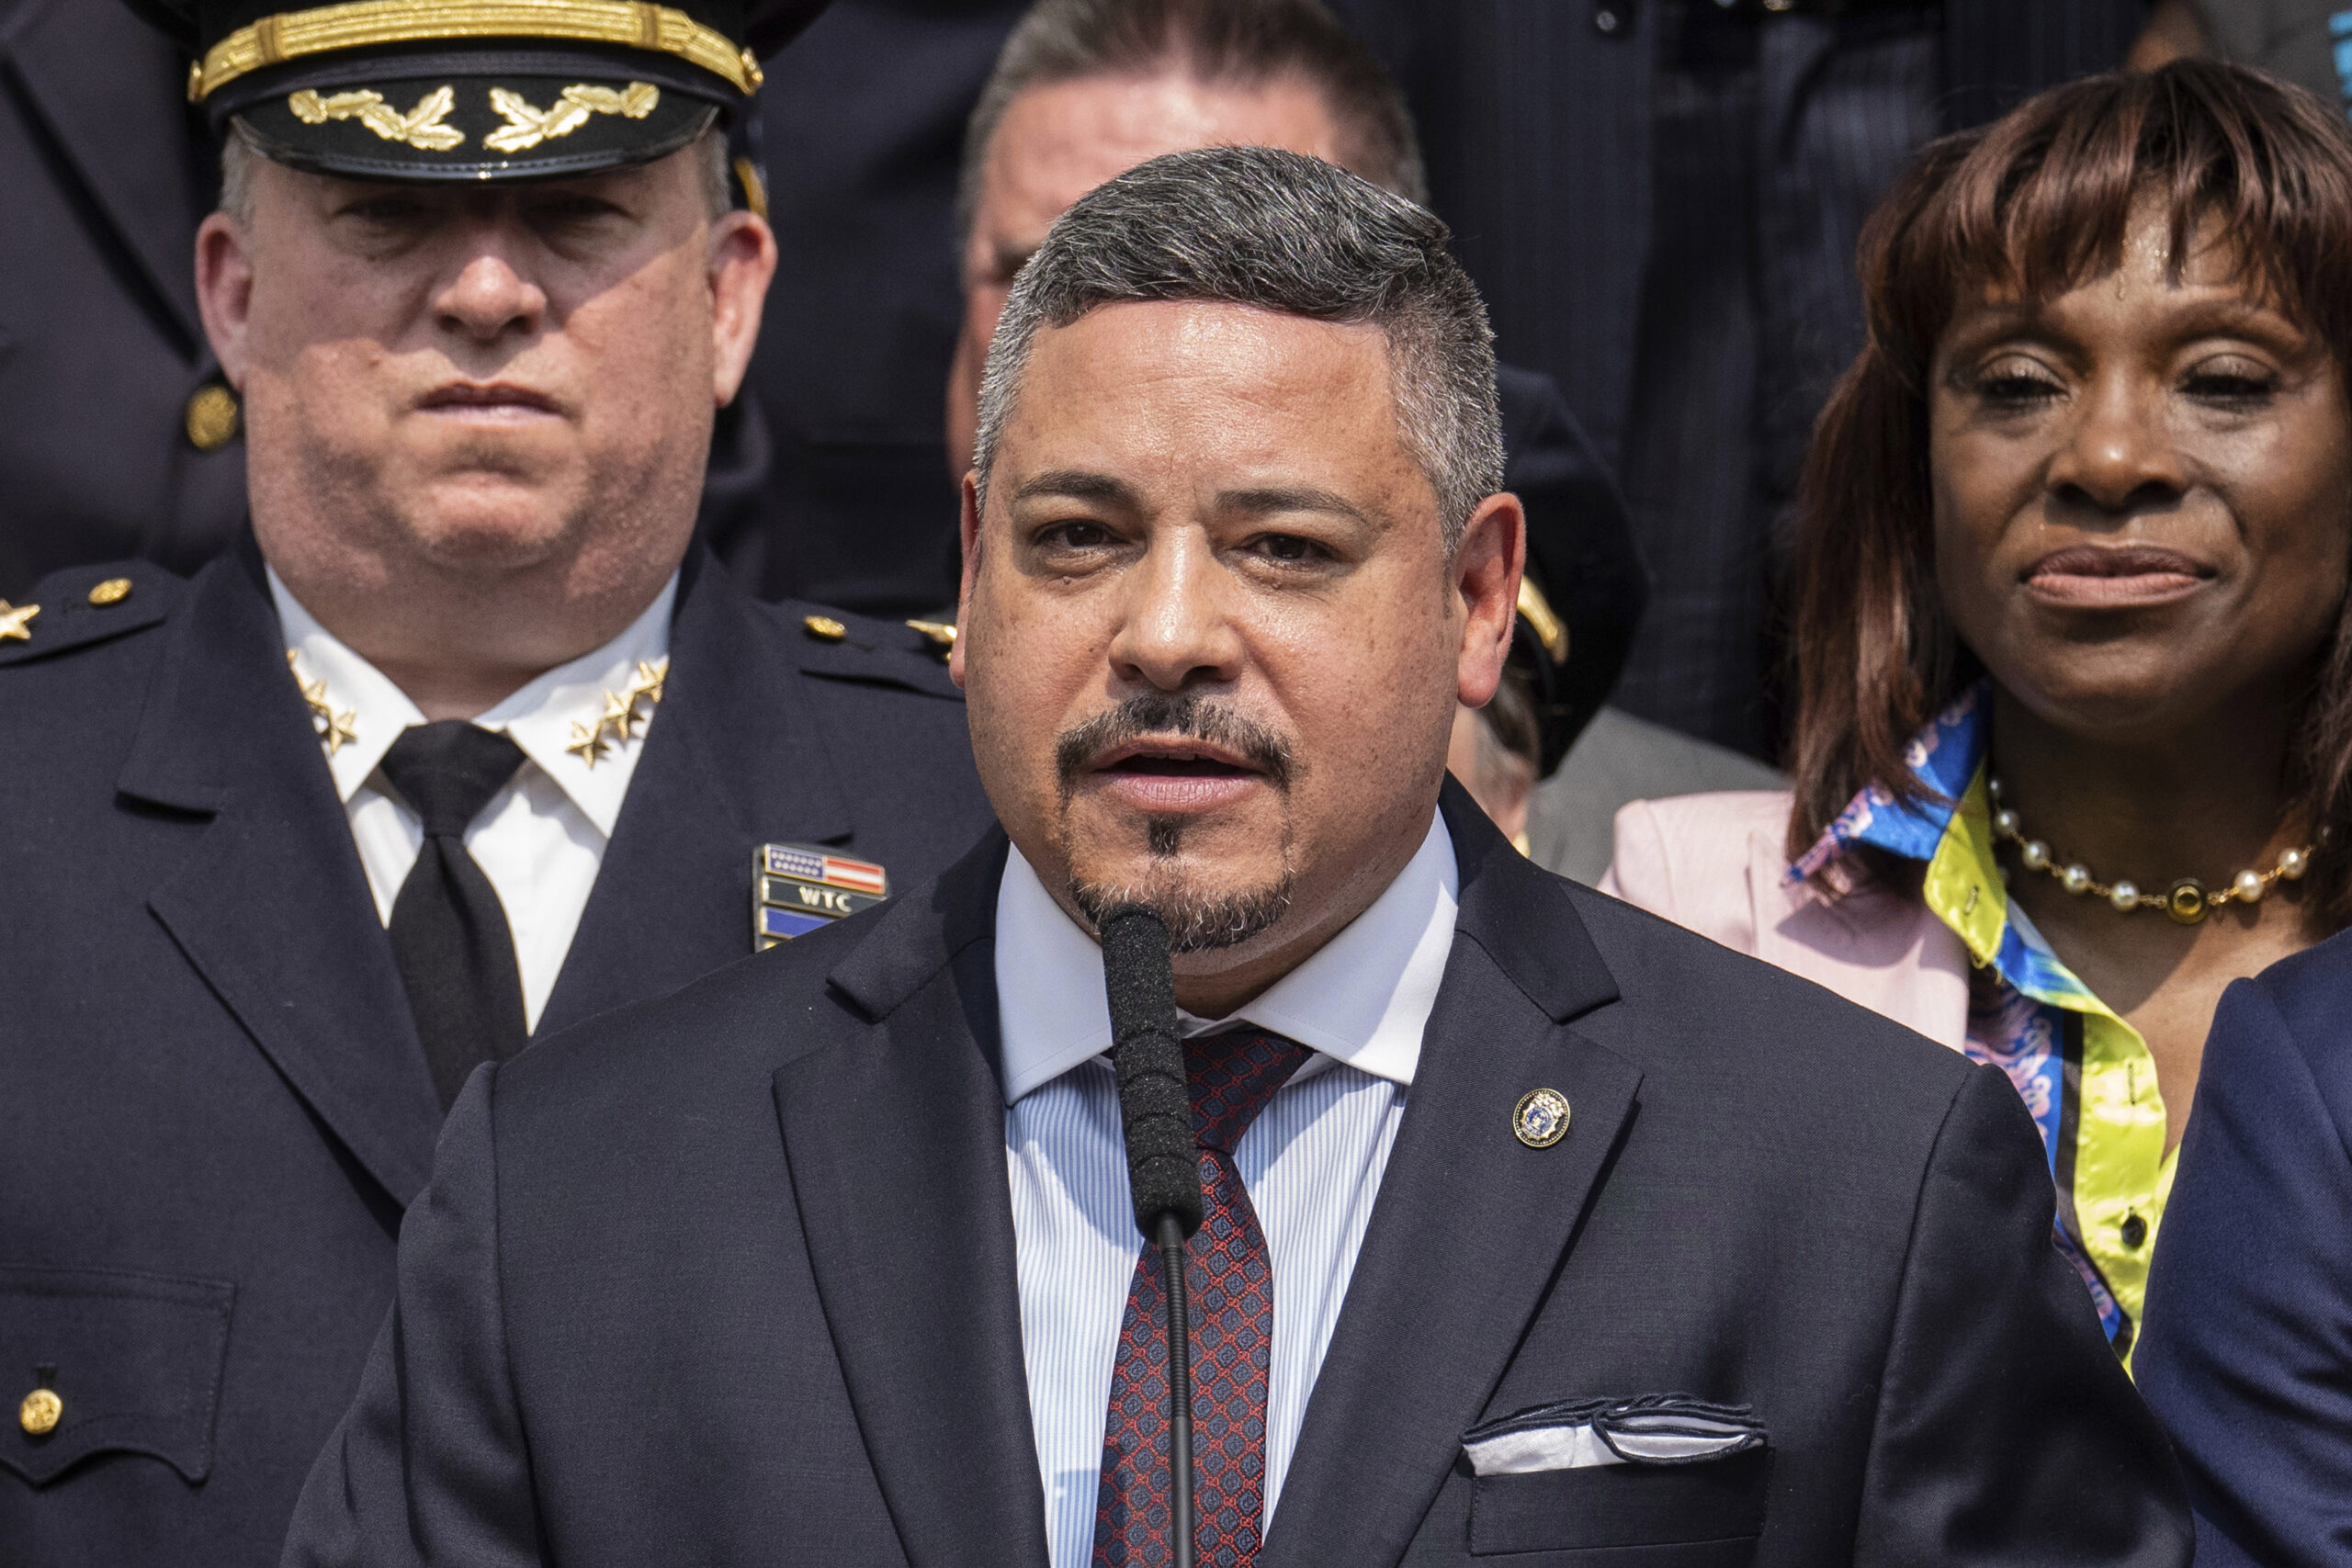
(780, 601, 964, 699)
(0, 560, 184, 667)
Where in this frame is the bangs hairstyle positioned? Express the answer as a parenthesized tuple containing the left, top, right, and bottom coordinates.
(1787, 59, 2352, 924)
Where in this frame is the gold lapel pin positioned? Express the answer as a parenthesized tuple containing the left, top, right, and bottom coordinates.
(1513, 1088, 1571, 1149)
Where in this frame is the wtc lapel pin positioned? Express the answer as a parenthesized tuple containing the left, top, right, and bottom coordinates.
(1513, 1088, 1571, 1148)
(753, 844, 890, 950)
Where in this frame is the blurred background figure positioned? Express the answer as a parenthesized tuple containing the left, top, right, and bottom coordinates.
(941, 0, 1781, 874)
(2129, 0, 2352, 109)
(1605, 60, 2352, 1360)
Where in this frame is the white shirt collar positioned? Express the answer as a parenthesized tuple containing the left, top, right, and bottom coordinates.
(992, 810, 1459, 1104)
(267, 567, 677, 838)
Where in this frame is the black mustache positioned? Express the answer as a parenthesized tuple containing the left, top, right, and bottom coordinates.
(1054, 694, 1295, 793)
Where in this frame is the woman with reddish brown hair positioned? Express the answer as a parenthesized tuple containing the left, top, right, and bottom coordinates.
(1604, 57, 2352, 1363)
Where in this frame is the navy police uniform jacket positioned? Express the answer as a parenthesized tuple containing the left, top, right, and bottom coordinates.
(0, 541, 996, 1564)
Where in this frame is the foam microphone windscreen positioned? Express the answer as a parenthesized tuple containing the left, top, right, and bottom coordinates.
(1101, 907, 1204, 1241)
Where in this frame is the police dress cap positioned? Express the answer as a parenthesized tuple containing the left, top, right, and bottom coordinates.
(137, 0, 827, 180)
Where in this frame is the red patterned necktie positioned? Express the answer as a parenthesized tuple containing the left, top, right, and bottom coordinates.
(1094, 1026, 1311, 1568)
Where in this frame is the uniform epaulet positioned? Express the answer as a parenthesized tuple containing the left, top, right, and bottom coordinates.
(0, 560, 183, 667)
(787, 603, 962, 697)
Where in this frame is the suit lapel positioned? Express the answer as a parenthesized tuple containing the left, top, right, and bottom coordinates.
(119, 550, 443, 1207)
(537, 551, 852, 1035)
(1259, 788, 1643, 1568)
(2, 0, 206, 351)
(772, 833, 1050, 1568)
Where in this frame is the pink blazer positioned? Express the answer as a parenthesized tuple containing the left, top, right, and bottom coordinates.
(1600, 791, 1973, 1051)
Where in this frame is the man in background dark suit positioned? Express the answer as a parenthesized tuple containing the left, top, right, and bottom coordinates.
(0, 2, 997, 1562)
(286, 145, 2186, 1568)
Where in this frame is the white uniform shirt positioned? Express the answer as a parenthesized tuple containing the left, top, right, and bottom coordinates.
(995, 814, 1459, 1567)
(269, 569, 676, 1031)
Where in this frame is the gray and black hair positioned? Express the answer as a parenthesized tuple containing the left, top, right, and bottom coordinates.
(958, 0, 1428, 247)
(972, 144, 1504, 546)
(217, 120, 733, 226)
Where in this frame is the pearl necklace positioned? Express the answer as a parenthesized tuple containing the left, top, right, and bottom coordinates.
(1986, 777, 2317, 925)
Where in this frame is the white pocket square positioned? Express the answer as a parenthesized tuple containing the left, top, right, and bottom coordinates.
(1462, 1394, 1766, 1475)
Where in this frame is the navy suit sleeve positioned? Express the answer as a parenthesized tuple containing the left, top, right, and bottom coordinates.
(282, 1066, 540, 1568)
(2136, 976, 2352, 1568)
(1856, 1064, 2191, 1565)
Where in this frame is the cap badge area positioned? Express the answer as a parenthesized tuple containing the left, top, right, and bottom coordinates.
(1513, 1088, 1571, 1149)
(487, 82, 660, 152)
(755, 844, 889, 951)
(289, 81, 659, 152)
(290, 85, 462, 150)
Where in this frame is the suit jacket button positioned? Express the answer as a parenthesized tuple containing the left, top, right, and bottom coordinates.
(19, 1388, 61, 1437)
(186, 384, 241, 451)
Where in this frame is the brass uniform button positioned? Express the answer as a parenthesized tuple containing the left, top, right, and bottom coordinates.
(19, 1388, 61, 1437)
(186, 384, 241, 452)
(803, 615, 847, 642)
(905, 618, 956, 652)
(87, 577, 133, 607)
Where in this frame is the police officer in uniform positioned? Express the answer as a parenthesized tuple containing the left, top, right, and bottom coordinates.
(0, 2, 996, 1561)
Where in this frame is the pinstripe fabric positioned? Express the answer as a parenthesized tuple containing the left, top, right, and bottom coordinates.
(996, 826, 1454, 1568)
(1609, 3, 1941, 757)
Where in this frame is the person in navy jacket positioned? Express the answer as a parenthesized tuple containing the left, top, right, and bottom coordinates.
(2137, 931, 2352, 1567)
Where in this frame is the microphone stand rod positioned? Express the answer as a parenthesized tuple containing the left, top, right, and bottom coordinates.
(1158, 1210, 1195, 1568)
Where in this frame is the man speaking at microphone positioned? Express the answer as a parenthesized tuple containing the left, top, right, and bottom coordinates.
(285, 147, 2187, 1567)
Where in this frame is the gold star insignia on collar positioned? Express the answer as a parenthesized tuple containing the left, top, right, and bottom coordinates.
(566, 719, 612, 768)
(625, 657, 667, 706)
(285, 650, 358, 755)
(601, 687, 640, 742)
(0, 601, 39, 641)
(565, 656, 669, 770)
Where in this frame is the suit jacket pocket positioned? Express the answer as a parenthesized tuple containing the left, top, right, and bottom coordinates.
(0, 1264, 235, 1486)
(1469, 1449, 1767, 1558)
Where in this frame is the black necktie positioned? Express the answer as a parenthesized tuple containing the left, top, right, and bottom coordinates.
(378, 720, 530, 1110)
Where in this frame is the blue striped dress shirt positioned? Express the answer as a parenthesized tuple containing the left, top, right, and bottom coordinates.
(995, 816, 1459, 1568)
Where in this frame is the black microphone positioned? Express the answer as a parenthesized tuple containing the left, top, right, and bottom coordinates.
(1101, 907, 1203, 1568)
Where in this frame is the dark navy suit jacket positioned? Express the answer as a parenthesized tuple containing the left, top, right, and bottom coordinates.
(0, 543, 996, 1564)
(284, 786, 2188, 1567)
(2136, 931, 2352, 1568)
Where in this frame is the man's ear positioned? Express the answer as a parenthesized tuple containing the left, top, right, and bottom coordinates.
(1453, 491, 1526, 709)
(950, 471, 984, 689)
(196, 210, 257, 391)
(707, 210, 777, 407)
